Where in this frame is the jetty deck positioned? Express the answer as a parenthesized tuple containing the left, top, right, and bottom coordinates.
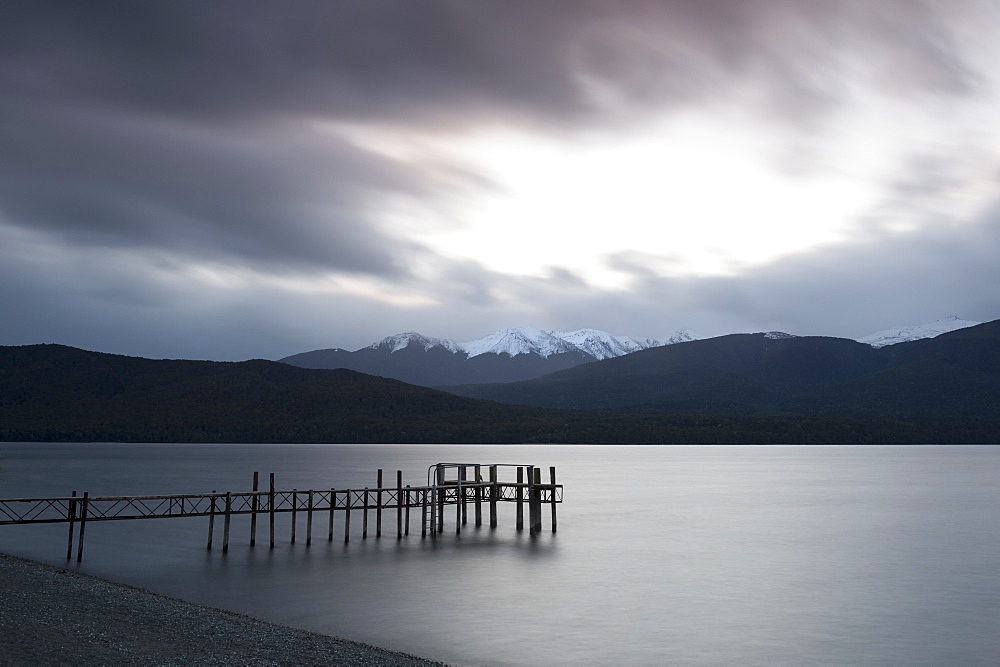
(0, 463, 562, 560)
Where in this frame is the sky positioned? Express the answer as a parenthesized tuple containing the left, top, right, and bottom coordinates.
(2, 0, 1000, 361)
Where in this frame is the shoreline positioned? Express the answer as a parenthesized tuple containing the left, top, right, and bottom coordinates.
(0, 552, 441, 665)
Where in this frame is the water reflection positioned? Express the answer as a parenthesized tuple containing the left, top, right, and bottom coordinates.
(2, 443, 1000, 665)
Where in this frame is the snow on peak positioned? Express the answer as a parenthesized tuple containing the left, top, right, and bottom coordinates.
(552, 329, 661, 360)
(461, 326, 582, 358)
(763, 331, 797, 340)
(366, 325, 697, 360)
(368, 332, 462, 354)
(660, 329, 699, 345)
(857, 316, 982, 348)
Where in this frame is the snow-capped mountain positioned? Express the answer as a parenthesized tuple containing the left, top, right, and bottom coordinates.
(857, 316, 982, 348)
(280, 317, 992, 388)
(551, 328, 662, 360)
(280, 325, 690, 387)
(461, 326, 581, 358)
(365, 325, 687, 360)
(368, 332, 463, 354)
(661, 329, 699, 345)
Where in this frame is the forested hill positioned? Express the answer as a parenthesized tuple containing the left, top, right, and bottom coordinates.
(1, 344, 998, 444)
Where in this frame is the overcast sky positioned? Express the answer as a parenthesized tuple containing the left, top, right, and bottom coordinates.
(3, 0, 1000, 360)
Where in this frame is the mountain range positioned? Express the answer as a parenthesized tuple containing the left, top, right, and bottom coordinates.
(3, 336, 999, 444)
(445, 319, 1000, 421)
(280, 325, 695, 386)
(280, 317, 981, 388)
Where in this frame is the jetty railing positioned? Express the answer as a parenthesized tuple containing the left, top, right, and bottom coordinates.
(0, 463, 562, 561)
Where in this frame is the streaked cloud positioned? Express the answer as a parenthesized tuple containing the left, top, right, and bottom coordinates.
(2, 0, 999, 359)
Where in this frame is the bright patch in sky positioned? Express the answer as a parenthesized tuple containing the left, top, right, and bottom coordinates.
(330, 71, 1000, 294)
(402, 117, 878, 285)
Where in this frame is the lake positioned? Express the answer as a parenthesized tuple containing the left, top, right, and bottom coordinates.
(1, 443, 999, 665)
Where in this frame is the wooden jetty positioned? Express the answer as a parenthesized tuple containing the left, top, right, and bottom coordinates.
(0, 463, 562, 561)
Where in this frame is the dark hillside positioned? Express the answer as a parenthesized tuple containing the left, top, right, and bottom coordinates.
(784, 320, 1000, 419)
(446, 334, 888, 412)
(0, 344, 560, 443)
(3, 343, 999, 444)
(445, 322, 1000, 420)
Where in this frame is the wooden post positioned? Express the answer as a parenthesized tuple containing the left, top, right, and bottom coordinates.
(290, 489, 297, 544)
(550, 466, 558, 533)
(516, 467, 524, 530)
(66, 490, 77, 560)
(269, 473, 275, 549)
(328, 489, 335, 542)
(76, 492, 89, 563)
(456, 468, 463, 535)
(207, 490, 217, 550)
(529, 467, 542, 535)
(363, 488, 369, 539)
(250, 472, 259, 547)
(344, 491, 352, 543)
(474, 465, 482, 527)
(526, 466, 535, 535)
(428, 482, 435, 537)
(421, 488, 428, 538)
(376, 469, 383, 538)
(405, 485, 411, 536)
(306, 490, 314, 546)
(436, 466, 445, 534)
(223, 491, 232, 553)
(490, 465, 498, 528)
(459, 465, 468, 526)
(396, 470, 403, 540)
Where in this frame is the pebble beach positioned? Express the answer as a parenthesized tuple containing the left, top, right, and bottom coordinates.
(0, 552, 440, 665)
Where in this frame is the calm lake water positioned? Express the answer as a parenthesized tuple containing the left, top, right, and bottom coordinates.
(1, 443, 999, 665)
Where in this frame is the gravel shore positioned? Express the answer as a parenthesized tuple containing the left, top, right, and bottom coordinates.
(0, 552, 441, 665)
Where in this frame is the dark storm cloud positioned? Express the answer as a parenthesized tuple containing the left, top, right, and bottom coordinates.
(0, 100, 433, 275)
(0, 0, 585, 125)
(3, 0, 982, 124)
